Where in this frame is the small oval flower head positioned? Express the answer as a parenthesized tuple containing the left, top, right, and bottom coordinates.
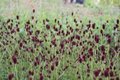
(16, 15, 19, 20)
(31, 16, 34, 20)
(71, 12, 74, 16)
(88, 48, 93, 56)
(16, 27, 20, 32)
(116, 19, 119, 24)
(39, 73, 44, 80)
(100, 29, 103, 34)
(55, 60, 59, 66)
(76, 35, 80, 40)
(78, 54, 86, 63)
(94, 35, 99, 43)
(109, 71, 114, 77)
(94, 69, 101, 77)
(46, 24, 50, 30)
(46, 18, 49, 22)
(54, 18, 57, 23)
(51, 64, 54, 71)
(60, 43, 64, 49)
(29, 70, 34, 76)
(103, 68, 109, 77)
(12, 54, 18, 64)
(7, 19, 10, 23)
(92, 23, 95, 29)
(33, 9, 35, 13)
(100, 45, 105, 52)
(116, 77, 119, 80)
(74, 19, 77, 23)
(35, 30, 40, 36)
(102, 24, 105, 29)
(106, 34, 111, 44)
(34, 57, 40, 66)
(101, 54, 106, 61)
(8, 73, 14, 80)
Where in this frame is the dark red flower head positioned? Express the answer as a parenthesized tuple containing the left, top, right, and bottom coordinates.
(29, 70, 34, 76)
(106, 34, 111, 44)
(101, 54, 106, 61)
(54, 18, 57, 23)
(100, 29, 103, 35)
(35, 30, 40, 36)
(16, 15, 19, 20)
(92, 23, 95, 29)
(109, 71, 114, 77)
(71, 12, 74, 16)
(19, 42, 23, 48)
(46, 24, 50, 30)
(39, 73, 44, 80)
(33, 9, 35, 13)
(72, 41, 76, 46)
(51, 64, 55, 71)
(89, 20, 91, 23)
(8, 73, 14, 80)
(94, 69, 101, 77)
(102, 24, 105, 29)
(74, 19, 77, 23)
(116, 19, 119, 24)
(16, 27, 19, 32)
(94, 35, 99, 43)
(103, 68, 109, 77)
(76, 35, 80, 40)
(34, 57, 40, 66)
(31, 16, 34, 20)
(51, 38, 56, 46)
(100, 45, 105, 52)
(12, 54, 17, 64)
(46, 18, 49, 22)
(116, 77, 119, 80)
(88, 48, 93, 56)
(55, 60, 59, 66)
(78, 54, 86, 63)
(60, 42, 64, 49)
(7, 19, 10, 23)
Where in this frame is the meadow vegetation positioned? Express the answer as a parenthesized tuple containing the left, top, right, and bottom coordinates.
(0, 0, 120, 80)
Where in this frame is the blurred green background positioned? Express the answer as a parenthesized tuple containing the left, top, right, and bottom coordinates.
(0, 0, 120, 19)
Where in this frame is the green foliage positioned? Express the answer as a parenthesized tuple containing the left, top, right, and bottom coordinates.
(84, 0, 95, 7)
(84, 0, 120, 7)
(0, 0, 120, 80)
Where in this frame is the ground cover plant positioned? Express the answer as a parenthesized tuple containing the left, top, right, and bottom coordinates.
(0, 9, 120, 80)
(0, 0, 120, 80)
